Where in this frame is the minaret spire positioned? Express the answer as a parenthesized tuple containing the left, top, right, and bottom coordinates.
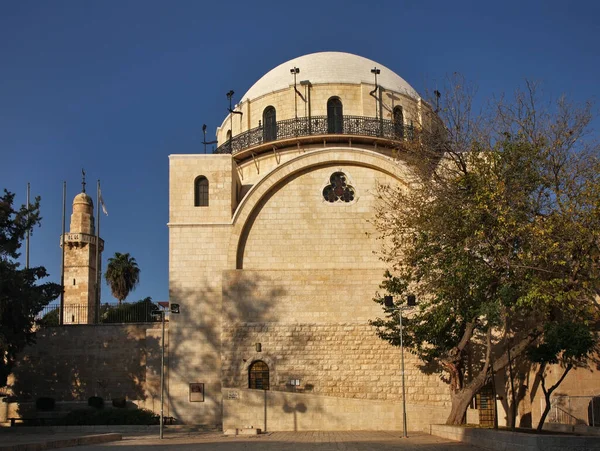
(81, 168, 86, 193)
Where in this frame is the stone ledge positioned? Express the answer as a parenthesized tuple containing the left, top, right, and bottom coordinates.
(0, 433, 121, 451)
(429, 424, 600, 451)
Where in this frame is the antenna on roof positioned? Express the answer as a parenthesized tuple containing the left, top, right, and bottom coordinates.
(202, 124, 218, 154)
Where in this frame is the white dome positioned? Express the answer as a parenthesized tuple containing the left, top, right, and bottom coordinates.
(241, 52, 420, 102)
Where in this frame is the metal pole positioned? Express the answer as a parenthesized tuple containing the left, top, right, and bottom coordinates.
(400, 309, 408, 438)
(25, 183, 30, 269)
(59, 182, 66, 325)
(160, 311, 165, 439)
(95, 181, 100, 323)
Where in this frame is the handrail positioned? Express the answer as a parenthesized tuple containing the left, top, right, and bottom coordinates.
(214, 115, 414, 155)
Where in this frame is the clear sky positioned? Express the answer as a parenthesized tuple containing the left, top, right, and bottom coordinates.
(1, 0, 599, 304)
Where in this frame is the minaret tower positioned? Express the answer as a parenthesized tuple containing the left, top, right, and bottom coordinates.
(61, 174, 104, 324)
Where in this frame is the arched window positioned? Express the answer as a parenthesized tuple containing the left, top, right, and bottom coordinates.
(226, 129, 232, 141)
(393, 106, 404, 138)
(194, 176, 209, 207)
(327, 97, 343, 134)
(248, 360, 269, 390)
(263, 106, 277, 142)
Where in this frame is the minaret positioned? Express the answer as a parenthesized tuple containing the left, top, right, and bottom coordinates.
(60, 175, 104, 324)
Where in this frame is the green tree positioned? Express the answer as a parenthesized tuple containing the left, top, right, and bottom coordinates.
(0, 190, 61, 386)
(370, 79, 600, 425)
(104, 252, 140, 305)
(528, 321, 597, 431)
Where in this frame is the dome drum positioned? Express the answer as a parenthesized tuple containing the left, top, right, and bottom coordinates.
(215, 113, 415, 156)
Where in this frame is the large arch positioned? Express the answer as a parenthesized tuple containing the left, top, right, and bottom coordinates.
(226, 147, 415, 269)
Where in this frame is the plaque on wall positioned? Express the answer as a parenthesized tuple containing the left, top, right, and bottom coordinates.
(189, 383, 204, 402)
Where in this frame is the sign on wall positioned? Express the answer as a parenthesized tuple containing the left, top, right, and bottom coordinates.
(189, 383, 204, 402)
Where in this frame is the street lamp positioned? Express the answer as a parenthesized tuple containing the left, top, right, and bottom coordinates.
(384, 294, 416, 438)
(152, 302, 180, 439)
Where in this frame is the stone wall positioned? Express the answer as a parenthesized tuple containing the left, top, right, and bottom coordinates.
(221, 269, 451, 408)
(8, 324, 164, 409)
(223, 388, 449, 432)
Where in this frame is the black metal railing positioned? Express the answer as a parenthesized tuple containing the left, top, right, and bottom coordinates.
(215, 115, 414, 155)
(37, 301, 164, 326)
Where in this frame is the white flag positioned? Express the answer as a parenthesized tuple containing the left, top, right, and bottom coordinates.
(99, 188, 108, 216)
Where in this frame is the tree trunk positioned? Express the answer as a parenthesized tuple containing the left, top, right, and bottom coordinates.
(537, 392, 552, 433)
(447, 390, 477, 424)
(536, 364, 573, 432)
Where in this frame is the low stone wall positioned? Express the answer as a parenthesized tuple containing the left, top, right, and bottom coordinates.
(223, 387, 449, 431)
(429, 424, 600, 451)
(4, 323, 167, 421)
(543, 422, 600, 437)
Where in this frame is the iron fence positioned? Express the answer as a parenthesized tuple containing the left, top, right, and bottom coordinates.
(548, 395, 600, 427)
(37, 302, 165, 326)
(214, 115, 414, 155)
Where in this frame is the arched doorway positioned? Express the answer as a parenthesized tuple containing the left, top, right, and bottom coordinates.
(248, 360, 270, 390)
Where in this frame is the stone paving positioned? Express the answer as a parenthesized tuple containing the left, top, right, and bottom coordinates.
(55, 430, 485, 450)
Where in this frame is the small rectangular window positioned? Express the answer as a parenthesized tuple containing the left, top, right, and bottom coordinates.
(73, 279, 76, 285)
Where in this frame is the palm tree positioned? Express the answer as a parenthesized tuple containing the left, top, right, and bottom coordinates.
(104, 252, 140, 305)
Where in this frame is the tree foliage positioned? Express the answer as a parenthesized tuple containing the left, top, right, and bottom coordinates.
(104, 252, 140, 304)
(370, 78, 600, 425)
(0, 190, 61, 387)
(527, 320, 597, 431)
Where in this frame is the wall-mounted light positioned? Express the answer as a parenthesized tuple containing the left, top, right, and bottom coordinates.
(370, 67, 381, 119)
(290, 67, 304, 118)
(226, 90, 243, 117)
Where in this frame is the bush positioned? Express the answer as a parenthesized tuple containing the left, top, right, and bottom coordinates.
(57, 407, 157, 425)
(38, 308, 59, 327)
(112, 397, 127, 408)
(88, 396, 104, 409)
(36, 397, 55, 411)
(101, 298, 159, 323)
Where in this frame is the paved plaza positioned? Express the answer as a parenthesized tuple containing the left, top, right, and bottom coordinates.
(51, 431, 484, 451)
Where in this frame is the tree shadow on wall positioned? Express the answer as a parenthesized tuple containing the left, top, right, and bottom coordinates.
(9, 324, 158, 417)
(167, 273, 286, 426)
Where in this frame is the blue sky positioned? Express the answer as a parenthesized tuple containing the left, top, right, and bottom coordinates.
(1, 0, 599, 304)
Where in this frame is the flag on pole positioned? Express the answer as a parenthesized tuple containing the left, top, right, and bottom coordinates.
(99, 188, 108, 216)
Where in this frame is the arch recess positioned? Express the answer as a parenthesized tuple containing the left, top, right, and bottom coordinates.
(226, 147, 415, 270)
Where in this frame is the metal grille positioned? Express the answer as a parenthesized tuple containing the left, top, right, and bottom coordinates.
(214, 115, 414, 155)
(476, 385, 496, 427)
(248, 361, 270, 390)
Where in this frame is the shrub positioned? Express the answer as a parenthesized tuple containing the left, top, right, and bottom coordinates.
(38, 308, 59, 327)
(112, 397, 127, 408)
(101, 298, 158, 323)
(36, 397, 55, 411)
(88, 396, 104, 409)
(57, 407, 157, 425)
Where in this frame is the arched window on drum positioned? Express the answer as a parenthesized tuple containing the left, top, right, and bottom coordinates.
(393, 105, 404, 139)
(263, 106, 277, 142)
(327, 97, 343, 134)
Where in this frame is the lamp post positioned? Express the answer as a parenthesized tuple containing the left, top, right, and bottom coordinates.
(152, 302, 180, 439)
(384, 294, 416, 438)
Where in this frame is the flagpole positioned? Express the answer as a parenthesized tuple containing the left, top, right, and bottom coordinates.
(25, 183, 30, 269)
(60, 181, 66, 326)
(95, 180, 101, 324)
